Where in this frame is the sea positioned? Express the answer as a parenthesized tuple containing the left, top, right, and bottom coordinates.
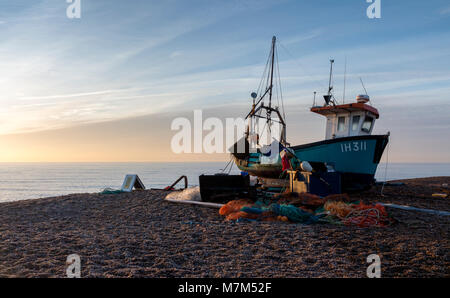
(0, 162, 449, 203)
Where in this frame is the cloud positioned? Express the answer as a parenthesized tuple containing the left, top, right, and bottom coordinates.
(1, 0, 450, 163)
(440, 6, 450, 15)
(18, 89, 131, 101)
(281, 29, 324, 46)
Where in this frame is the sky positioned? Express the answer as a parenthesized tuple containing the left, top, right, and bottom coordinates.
(0, 0, 449, 162)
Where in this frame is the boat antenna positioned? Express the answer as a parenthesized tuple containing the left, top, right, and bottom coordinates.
(323, 59, 334, 106)
(313, 91, 317, 107)
(360, 77, 368, 95)
(343, 56, 347, 104)
(328, 59, 334, 96)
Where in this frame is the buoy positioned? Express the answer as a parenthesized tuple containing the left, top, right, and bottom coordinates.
(300, 161, 313, 172)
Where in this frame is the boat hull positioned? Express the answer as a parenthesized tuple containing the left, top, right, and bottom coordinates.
(233, 134, 389, 191)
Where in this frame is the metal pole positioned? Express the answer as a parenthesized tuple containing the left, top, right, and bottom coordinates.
(343, 57, 347, 104)
(328, 59, 334, 96)
(268, 36, 276, 110)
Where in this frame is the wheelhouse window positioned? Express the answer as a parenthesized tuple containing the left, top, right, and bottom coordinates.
(361, 116, 374, 132)
(337, 116, 346, 132)
(352, 115, 361, 131)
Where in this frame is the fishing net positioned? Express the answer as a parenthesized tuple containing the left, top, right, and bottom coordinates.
(218, 198, 393, 227)
(324, 201, 353, 218)
(275, 192, 324, 208)
(342, 202, 393, 227)
(323, 193, 351, 202)
(219, 199, 254, 216)
(226, 211, 259, 221)
(269, 204, 319, 224)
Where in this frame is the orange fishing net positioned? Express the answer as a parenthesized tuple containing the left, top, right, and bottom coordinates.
(323, 193, 351, 202)
(354, 202, 387, 214)
(219, 199, 254, 216)
(297, 193, 325, 207)
(225, 211, 259, 221)
(277, 216, 289, 222)
(276, 192, 324, 208)
(219, 200, 292, 222)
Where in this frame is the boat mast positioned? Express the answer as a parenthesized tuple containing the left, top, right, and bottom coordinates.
(268, 36, 276, 110)
(245, 36, 287, 145)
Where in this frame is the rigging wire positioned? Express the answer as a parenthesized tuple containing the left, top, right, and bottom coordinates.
(274, 46, 280, 106)
(264, 43, 273, 97)
(251, 41, 274, 137)
(274, 54, 281, 114)
(360, 77, 368, 95)
(278, 40, 328, 94)
(260, 120, 268, 142)
(227, 159, 234, 174)
(275, 45, 286, 122)
(220, 158, 233, 173)
(359, 77, 374, 106)
(256, 53, 270, 98)
(255, 40, 275, 126)
(278, 39, 351, 107)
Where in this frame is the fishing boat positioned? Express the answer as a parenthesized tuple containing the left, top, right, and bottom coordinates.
(230, 36, 389, 192)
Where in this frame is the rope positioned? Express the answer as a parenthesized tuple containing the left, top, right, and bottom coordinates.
(220, 158, 233, 173)
(276, 48, 286, 123)
(256, 51, 271, 99)
(343, 208, 383, 227)
(324, 201, 353, 218)
(227, 159, 234, 175)
(341, 203, 393, 227)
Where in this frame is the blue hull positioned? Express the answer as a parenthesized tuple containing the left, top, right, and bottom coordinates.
(233, 135, 389, 191)
(291, 135, 389, 176)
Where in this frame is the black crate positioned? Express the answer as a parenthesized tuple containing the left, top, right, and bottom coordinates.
(199, 174, 251, 203)
(308, 172, 342, 197)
